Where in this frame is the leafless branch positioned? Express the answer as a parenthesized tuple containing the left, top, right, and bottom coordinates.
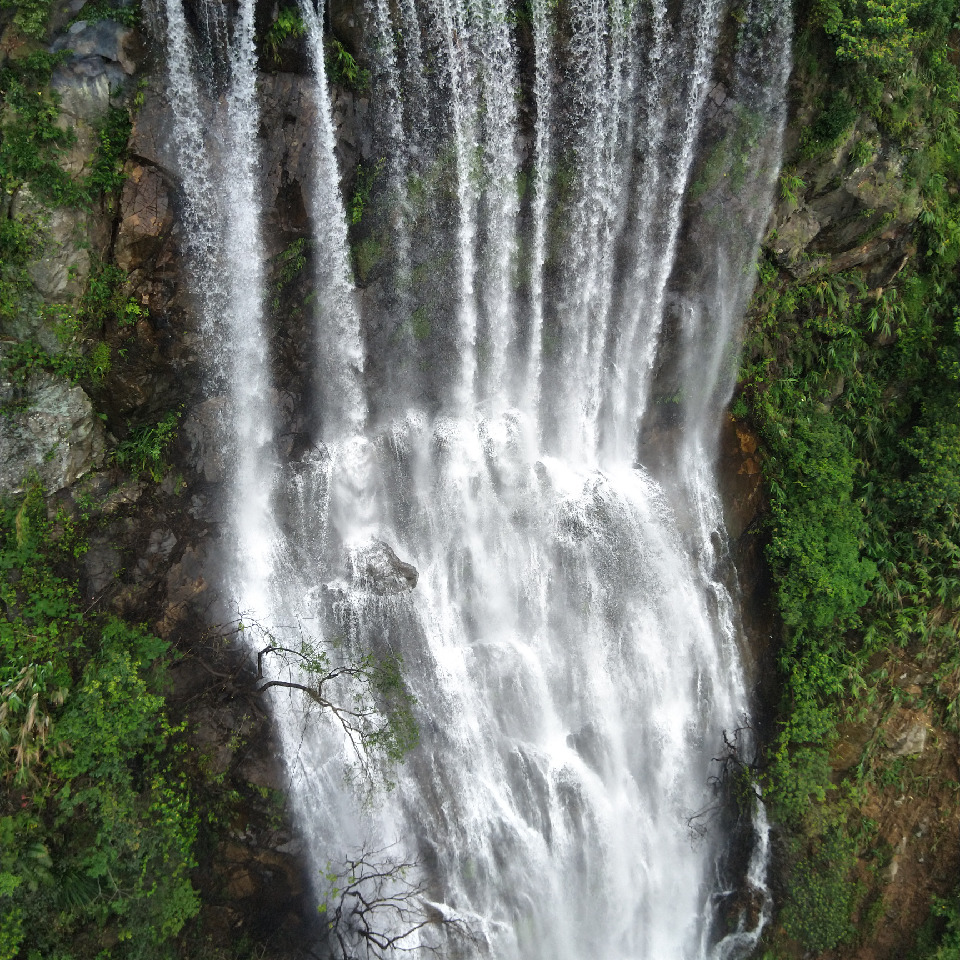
(688, 725, 762, 836)
(320, 844, 476, 960)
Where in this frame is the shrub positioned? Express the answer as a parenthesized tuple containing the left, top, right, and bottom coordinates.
(112, 409, 182, 481)
(780, 826, 860, 952)
(0, 485, 200, 956)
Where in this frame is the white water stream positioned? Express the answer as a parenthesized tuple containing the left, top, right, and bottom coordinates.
(153, 0, 791, 954)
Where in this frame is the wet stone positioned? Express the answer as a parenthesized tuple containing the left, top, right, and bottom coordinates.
(346, 539, 418, 595)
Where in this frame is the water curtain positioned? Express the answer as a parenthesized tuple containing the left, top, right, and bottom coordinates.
(155, 0, 792, 954)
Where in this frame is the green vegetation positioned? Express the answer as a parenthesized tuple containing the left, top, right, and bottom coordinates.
(0, 0, 52, 40)
(327, 37, 370, 93)
(264, 6, 305, 62)
(0, 483, 200, 958)
(353, 235, 384, 284)
(69, 0, 141, 27)
(0, 53, 131, 207)
(746, 246, 960, 951)
(111, 409, 182, 481)
(0, 214, 44, 328)
(913, 892, 960, 960)
(779, 172, 806, 203)
(410, 306, 431, 341)
(270, 237, 309, 312)
(739, 0, 960, 952)
(779, 824, 861, 951)
(1, 263, 146, 390)
(799, 90, 858, 158)
(81, 262, 147, 331)
(0, 51, 83, 206)
(689, 105, 766, 201)
(88, 107, 134, 199)
(349, 158, 384, 226)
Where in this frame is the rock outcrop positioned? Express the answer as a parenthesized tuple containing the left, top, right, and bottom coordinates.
(0, 367, 108, 492)
(345, 538, 418, 595)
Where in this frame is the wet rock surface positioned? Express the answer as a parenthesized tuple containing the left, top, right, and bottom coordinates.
(116, 162, 174, 270)
(346, 538, 419, 594)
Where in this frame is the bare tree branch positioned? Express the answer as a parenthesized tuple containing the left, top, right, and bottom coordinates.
(319, 844, 477, 960)
(688, 724, 763, 837)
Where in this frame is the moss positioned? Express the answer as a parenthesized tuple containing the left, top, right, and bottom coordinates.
(353, 235, 384, 284)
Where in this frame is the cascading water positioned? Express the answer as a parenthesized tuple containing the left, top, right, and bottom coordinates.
(153, 0, 791, 954)
(153, 0, 276, 612)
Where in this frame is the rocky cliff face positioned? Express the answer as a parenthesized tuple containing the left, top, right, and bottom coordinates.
(0, 4, 342, 953)
(712, 56, 960, 960)
(3, 0, 955, 955)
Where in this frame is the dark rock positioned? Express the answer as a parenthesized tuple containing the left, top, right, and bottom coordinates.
(168, 656, 210, 700)
(157, 541, 215, 637)
(182, 397, 228, 482)
(566, 722, 607, 776)
(83, 540, 122, 597)
(135, 526, 178, 578)
(237, 753, 285, 792)
(190, 703, 239, 775)
(717, 413, 763, 542)
(116, 162, 174, 271)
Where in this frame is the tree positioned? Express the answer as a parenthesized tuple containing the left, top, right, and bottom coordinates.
(319, 844, 475, 960)
(239, 617, 420, 788)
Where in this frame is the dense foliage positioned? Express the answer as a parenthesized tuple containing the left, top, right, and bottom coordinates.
(0, 485, 200, 959)
(739, 0, 960, 952)
(0, 52, 130, 205)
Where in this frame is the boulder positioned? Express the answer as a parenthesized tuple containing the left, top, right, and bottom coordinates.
(51, 19, 138, 74)
(0, 370, 108, 493)
(345, 538, 418, 595)
(770, 207, 820, 263)
(888, 722, 927, 757)
(50, 54, 128, 122)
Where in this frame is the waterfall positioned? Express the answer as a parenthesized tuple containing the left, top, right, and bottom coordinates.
(155, 0, 792, 954)
(155, 0, 276, 613)
(525, 0, 554, 425)
(298, 0, 369, 441)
